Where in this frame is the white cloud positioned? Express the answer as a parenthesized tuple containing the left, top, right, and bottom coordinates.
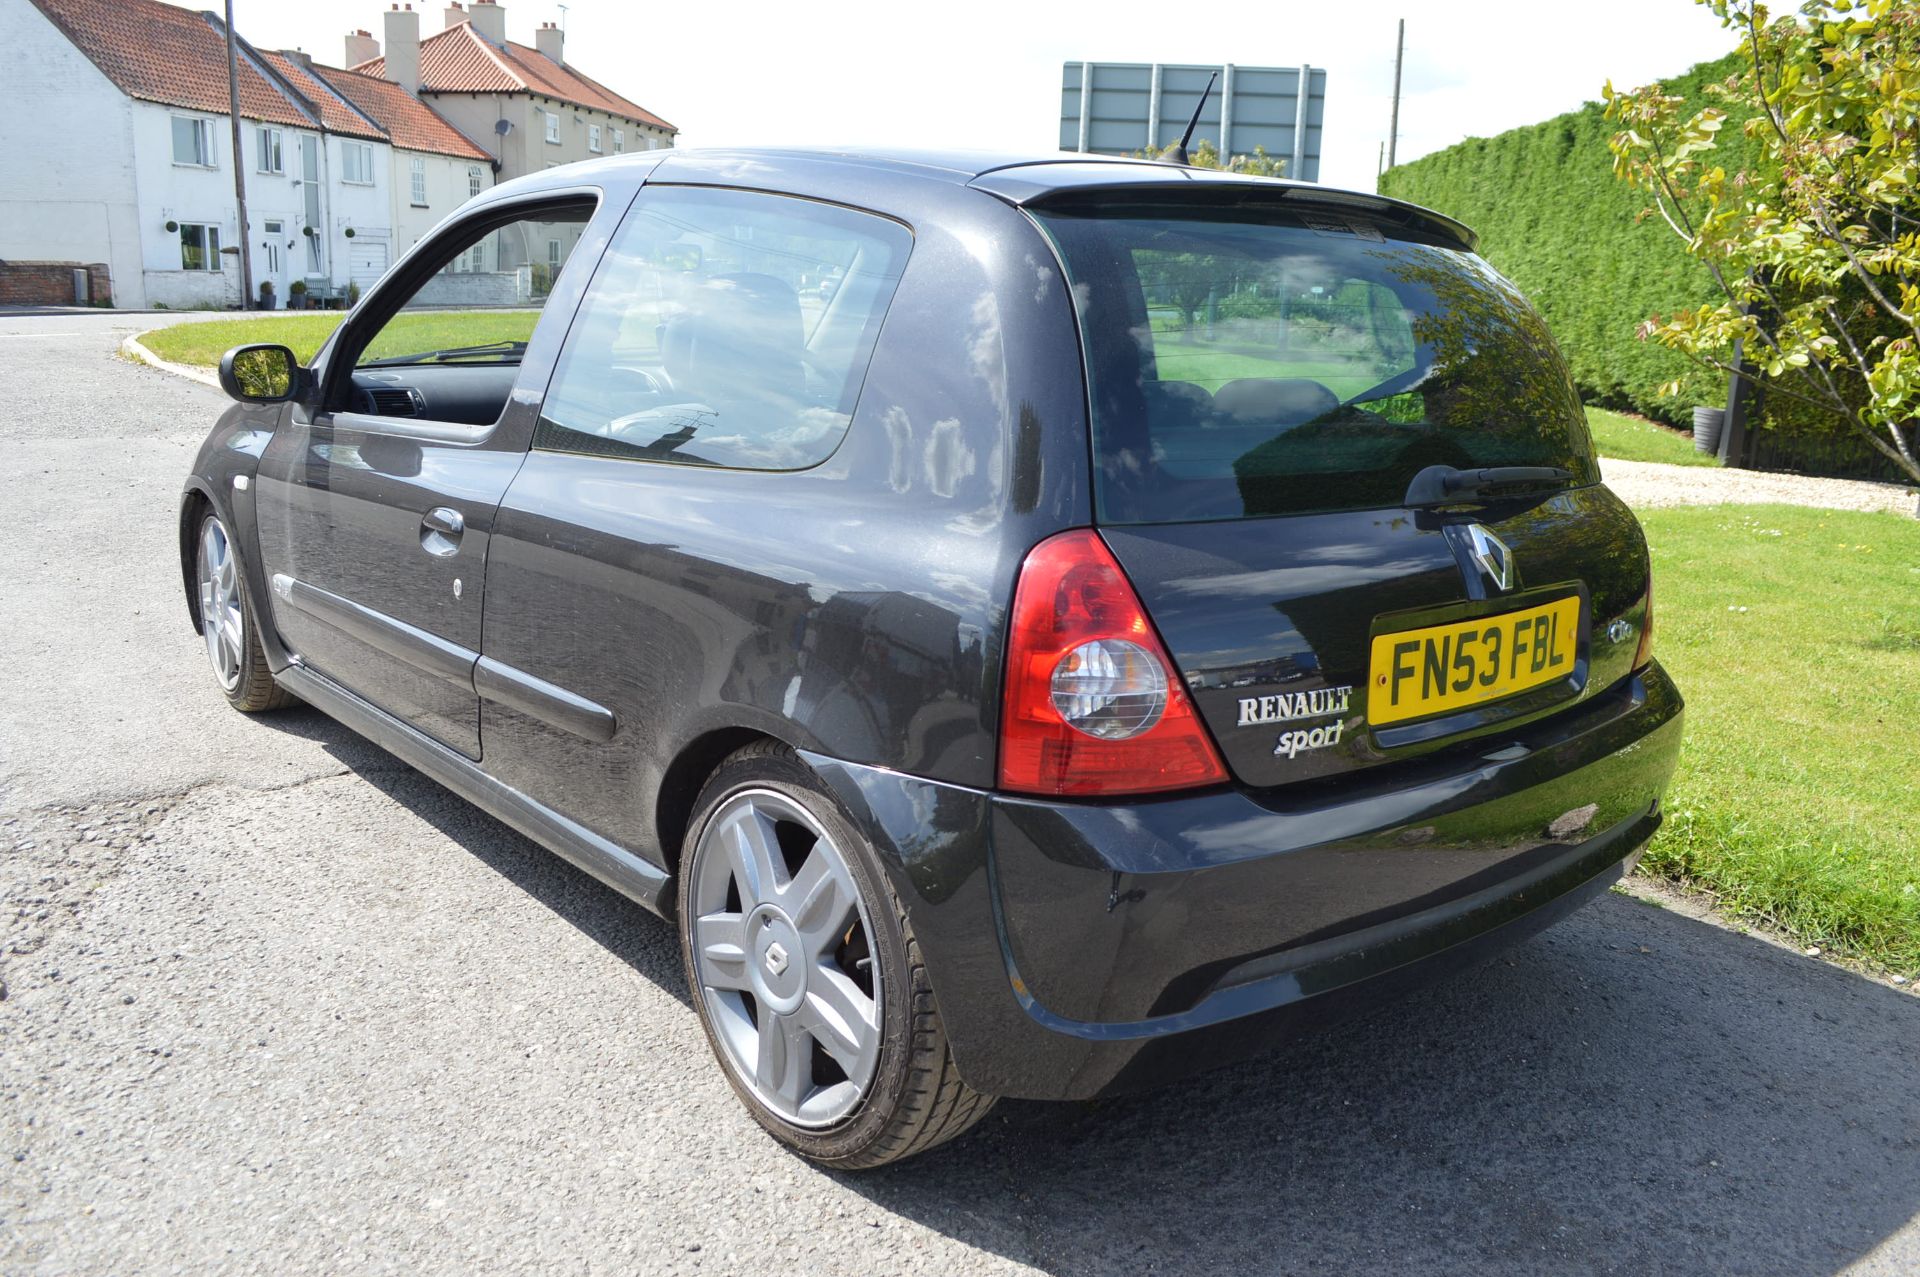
(209, 0, 1738, 191)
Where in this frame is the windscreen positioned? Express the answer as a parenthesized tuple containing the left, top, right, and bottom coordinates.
(1034, 201, 1598, 524)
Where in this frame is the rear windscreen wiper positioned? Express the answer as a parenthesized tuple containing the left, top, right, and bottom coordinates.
(1403, 464, 1573, 509)
(361, 340, 527, 367)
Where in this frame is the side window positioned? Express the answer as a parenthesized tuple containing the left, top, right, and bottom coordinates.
(352, 206, 591, 369)
(535, 186, 911, 471)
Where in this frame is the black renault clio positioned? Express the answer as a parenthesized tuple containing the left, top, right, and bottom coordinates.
(182, 148, 1682, 1168)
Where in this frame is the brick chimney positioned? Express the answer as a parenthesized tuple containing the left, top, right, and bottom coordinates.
(534, 20, 562, 66)
(383, 3, 420, 93)
(468, 0, 505, 44)
(344, 28, 379, 67)
(443, 2, 466, 30)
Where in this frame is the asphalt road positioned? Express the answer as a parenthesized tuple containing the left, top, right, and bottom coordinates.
(3, 310, 1918, 1276)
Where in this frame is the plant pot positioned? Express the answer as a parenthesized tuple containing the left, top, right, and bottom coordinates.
(1693, 405, 1725, 455)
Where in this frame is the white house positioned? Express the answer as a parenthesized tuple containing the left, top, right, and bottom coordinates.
(0, 0, 141, 305)
(350, 0, 676, 270)
(289, 52, 494, 265)
(0, 0, 493, 309)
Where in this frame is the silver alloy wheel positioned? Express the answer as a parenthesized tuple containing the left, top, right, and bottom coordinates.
(196, 516, 244, 692)
(689, 788, 882, 1128)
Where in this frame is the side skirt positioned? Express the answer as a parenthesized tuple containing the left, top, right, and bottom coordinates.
(277, 663, 672, 917)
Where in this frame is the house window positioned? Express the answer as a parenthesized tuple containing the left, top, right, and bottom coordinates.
(645, 135, 659, 151)
(588, 124, 601, 152)
(612, 129, 624, 153)
(257, 127, 284, 174)
(171, 116, 214, 167)
(341, 142, 374, 185)
(468, 166, 483, 198)
(409, 156, 427, 207)
(179, 223, 221, 271)
(547, 238, 561, 267)
(545, 112, 560, 143)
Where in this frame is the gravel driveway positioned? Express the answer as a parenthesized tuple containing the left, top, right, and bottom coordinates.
(1603, 456, 1918, 514)
(6, 312, 1920, 1275)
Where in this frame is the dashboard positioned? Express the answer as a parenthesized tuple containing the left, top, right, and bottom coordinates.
(349, 365, 520, 427)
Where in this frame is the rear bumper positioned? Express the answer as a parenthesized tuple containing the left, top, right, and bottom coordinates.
(807, 661, 1682, 1102)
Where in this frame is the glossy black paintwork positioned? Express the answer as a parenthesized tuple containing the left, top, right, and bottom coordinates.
(179, 408, 283, 640)
(1105, 484, 1652, 789)
(474, 152, 1090, 860)
(991, 666, 1681, 1030)
(180, 147, 1685, 1104)
(813, 662, 1679, 1100)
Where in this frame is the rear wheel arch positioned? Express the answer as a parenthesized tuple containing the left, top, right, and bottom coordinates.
(655, 726, 783, 877)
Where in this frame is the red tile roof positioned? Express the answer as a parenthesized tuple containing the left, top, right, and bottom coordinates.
(31, 0, 315, 129)
(354, 23, 675, 133)
(260, 52, 385, 142)
(312, 64, 494, 162)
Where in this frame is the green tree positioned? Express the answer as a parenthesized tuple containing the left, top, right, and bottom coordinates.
(1604, 0, 1920, 481)
(1126, 144, 1289, 337)
(1134, 249, 1218, 337)
(1134, 139, 1288, 177)
(1185, 140, 1288, 177)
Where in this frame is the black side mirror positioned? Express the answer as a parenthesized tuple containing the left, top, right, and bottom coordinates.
(218, 344, 303, 404)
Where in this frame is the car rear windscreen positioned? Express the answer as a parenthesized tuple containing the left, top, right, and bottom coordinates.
(1032, 199, 1599, 524)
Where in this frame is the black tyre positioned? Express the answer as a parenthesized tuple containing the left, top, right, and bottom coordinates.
(194, 511, 294, 713)
(677, 740, 994, 1168)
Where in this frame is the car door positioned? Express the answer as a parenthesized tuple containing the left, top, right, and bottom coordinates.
(253, 190, 618, 758)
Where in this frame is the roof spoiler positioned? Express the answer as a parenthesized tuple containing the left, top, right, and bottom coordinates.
(970, 164, 1478, 253)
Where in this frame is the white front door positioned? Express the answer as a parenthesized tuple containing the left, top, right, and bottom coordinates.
(262, 219, 285, 306)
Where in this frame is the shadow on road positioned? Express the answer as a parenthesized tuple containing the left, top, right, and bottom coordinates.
(268, 704, 1920, 1275)
(254, 705, 694, 1008)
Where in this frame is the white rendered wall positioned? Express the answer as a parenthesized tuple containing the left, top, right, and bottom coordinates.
(0, 0, 144, 305)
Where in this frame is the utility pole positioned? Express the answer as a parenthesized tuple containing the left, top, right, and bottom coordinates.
(1386, 18, 1405, 170)
(223, 0, 254, 309)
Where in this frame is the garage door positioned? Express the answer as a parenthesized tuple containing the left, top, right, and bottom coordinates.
(349, 238, 390, 290)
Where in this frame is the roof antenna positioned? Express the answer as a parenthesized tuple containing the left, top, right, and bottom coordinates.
(1158, 70, 1218, 167)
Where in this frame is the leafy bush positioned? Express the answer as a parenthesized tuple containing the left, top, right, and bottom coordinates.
(1381, 52, 1755, 425)
(1604, 0, 1920, 484)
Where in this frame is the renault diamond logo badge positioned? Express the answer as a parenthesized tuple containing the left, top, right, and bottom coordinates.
(1466, 524, 1514, 592)
(763, 941, 789, 977)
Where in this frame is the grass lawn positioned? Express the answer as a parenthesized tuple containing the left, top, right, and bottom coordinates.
(1638, 503, 1920, 975)
(1586, 406, 1714, 466)
(139, 311, 540, 368)
(1150, 345, 1379, 397)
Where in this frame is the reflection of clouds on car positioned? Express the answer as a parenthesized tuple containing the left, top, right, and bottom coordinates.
(592, 398, 853, 470)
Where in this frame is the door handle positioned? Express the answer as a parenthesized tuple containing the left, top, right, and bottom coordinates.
(421, 506, 465, 556)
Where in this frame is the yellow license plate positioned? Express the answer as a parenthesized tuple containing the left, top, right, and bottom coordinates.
(1368, 595, 1582, 726)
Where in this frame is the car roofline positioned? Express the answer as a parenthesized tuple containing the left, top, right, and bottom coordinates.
(456, 146, 1479, 253)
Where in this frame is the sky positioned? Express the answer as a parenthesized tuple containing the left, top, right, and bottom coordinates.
(192, 0, 1743, 191)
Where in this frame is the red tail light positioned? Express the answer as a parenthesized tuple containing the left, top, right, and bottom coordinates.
(999, 529, 1228, 797)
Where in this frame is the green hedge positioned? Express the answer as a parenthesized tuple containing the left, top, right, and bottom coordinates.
(1380, 52, 1752, 427)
